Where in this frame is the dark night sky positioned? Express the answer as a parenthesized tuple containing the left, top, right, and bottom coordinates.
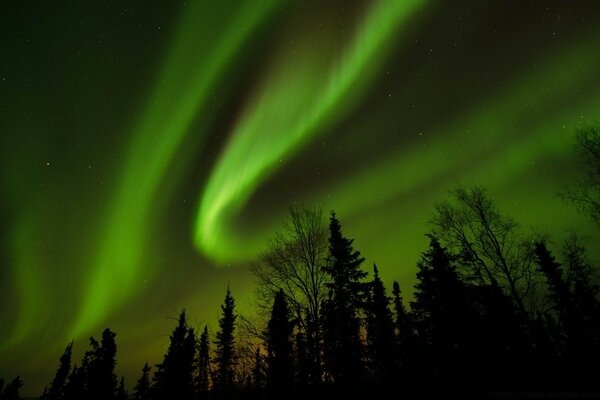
(1, 0, 600, 395)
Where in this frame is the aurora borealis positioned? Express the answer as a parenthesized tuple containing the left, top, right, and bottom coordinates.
(1, 0, 600, 395)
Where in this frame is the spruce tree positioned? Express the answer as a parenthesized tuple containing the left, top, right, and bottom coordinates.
(535, 242, 572, 317)
(133, 363, 151, 400)
(322, 212, 367, 389)
(1, 376, 23, 400)
(87, 329, 118, 400)
(214, 287, 237, 393)
(366, 265, 395, 387)
(42, 341, 73, 400)
(196, 325, 210, 395)
(152, 310, 196, 400)
(535, 241, 600, 387)
(392, 281, 413, 348)
(252, 347, 264, 393)
(265, 289, 294, 397)
(410, 235, 476, 392)
(116, 377, 127, 400)
(63, 364, 86, 400)
(563, 235, 600, 321)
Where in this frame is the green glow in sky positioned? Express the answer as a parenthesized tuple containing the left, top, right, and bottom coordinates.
(69, 1, 278, 337)
(2, 1, 600, 395)
(195, 0, 425, 263)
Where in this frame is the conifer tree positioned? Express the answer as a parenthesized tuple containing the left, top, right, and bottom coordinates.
(0, 376, 23, 400)
(214, 287, 237, 393)
(366, 265, 395, 385)
(411, 235, 476, 392)
(322, 212, 367, 388)
(535, 241, 600, 387)
(86, 329, 118, 400)
(152, 311, 196, 400)
(63, 364, 86, 400)
(252, 347, 264, 393)
(196, 325, 210, 395)
(42, 341, 73, 400)
(133, 363, 151, 400)
(116, 377, 127, 400)
(535, 243, 572, 323)
(265, 289, 294, 397)
(563, 235, 600, 319)
(392, 281, 412, 347)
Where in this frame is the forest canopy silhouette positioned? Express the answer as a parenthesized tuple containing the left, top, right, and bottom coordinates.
(2, 126, 600, 399)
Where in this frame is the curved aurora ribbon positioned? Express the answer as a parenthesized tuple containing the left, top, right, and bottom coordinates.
(69, 1, 278, 338)
(194, 0, 427, 263)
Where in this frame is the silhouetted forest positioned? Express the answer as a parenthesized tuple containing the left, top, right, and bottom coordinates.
(3, 127, 600, 399)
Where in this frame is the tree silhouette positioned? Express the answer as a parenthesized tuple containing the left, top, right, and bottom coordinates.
(63, 363, 86, 400)
(560, 124, 600, 226)
(0, 377, 22, 400)
(196, 325, 211, 395)
(536, 241, 600, 388)
(293, 332, 309, 394)
(365, 264, 395, 391)
(86, 328, 118, 400)
(250, 205, 328, 386)
(251, 347, 264, 398)
(152, 310, 196, 400)
(133, 363, 151, 400)
(265, 289, 294, 398)
(535, 242, 573, 327)
(42, 341, 73, 400)
(214, 287, 237, 394)
(322, 212, 367, 390)
(392, 281, 414, 354)
(562, 234, 600, 320)
(391, 280, 416, 391)
(410, 235, 479, 393)
(431, 183, 536, 315)
(116, 377, 127, 400)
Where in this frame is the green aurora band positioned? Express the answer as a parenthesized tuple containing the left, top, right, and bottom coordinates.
(195, 0, 426, 263)
(68, 1, 279, 338)
(2, 1, 600, 395)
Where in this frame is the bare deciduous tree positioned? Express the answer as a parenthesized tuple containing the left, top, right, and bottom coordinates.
(560, 124, 600, 226)
(431, 184, 537, 315)
(250, 205, 329, 384)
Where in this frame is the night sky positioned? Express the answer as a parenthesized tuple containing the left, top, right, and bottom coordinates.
(2, 0, 600, 395)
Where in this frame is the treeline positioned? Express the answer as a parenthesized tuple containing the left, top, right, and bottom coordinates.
(3, 126, 600, 399)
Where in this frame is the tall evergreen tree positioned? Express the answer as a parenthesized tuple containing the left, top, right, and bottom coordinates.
(563, 235, 600, 320)
(196, 325, 210, 395)
(42, 341, 73, 400)
(152, 311, 196, 400)
(214, 287, 237, 393)
(0, 376, 23, 400)
(116, 377, 127, 400)
(86, 329, 118, 400)
(63, 363, 86, 400)
(535, 241, 600, 387)
(535, 243, 572, 325)
(252, 347, 264, 395)
(133, 363, 151, 400)
(392, 281, 413, 349)
(322, 212, 367, 389)
(366, 265, 395, 388)
(410, 235, 478, 393)
(265, 289, 294, 397)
